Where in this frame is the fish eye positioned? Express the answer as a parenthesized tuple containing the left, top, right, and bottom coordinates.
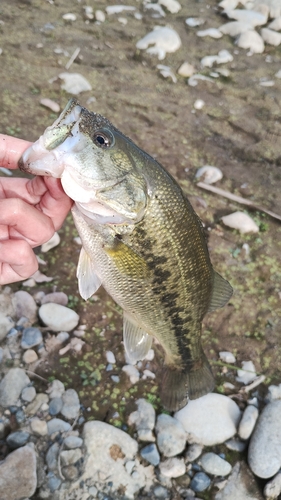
(93, 129, 115, 149)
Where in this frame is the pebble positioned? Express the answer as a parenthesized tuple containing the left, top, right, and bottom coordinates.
(188, 74, 214, 86)
(128, 398, 155, 441)
(61, 389, 80, 420)
(237, 31, 265, 54)
(41, 232, 60, 252)
(49, 397, 63, 416)
(153, 485, 170, 498)
(238, 405, 259, 440)
(225, 9, 267, 27)
(195, 166, 223, 184)
(7, 431, 30, 449)
(266, 383, 281, 403)
(46, 442, 59, 470)
(30, 417, 48, 436)
(106, 351, 116, 364)
(12, 291, 37, 323)
(248, 400, 281, 478)
(22, 349, 38, 364)
(60, 449, 82, 466)
(219, 351, 236, 363)
(236, 360, 257, 384)
(21, 327, 43, 349)
(156, 414, 186, 457)
(221, 212, 259, 234)
(106, 5, 136, 14)
(200, 452, 232, 477)
(25, 393, 49, 416)
(47, 418, 71, 435)
(185, 17, 205, 27)
(95, 9, 105, 22)
(59, 71, 92, 95)
(136, 26, 181, 60)
(41, 292, 68, 306)
(64, 436, 83, 449)
(40, 98, 60, 113)
(215, 461, 263, 500)
(0, 445, 37, 499)
(158, 0, 181, 14)
(157, 64, 177, 83)
(145, 3, 166, 18)
(264, 471, 281, 499)
(39, 303, 79, 332)
(261, 28, 281, 46)
(268, 17, 281, 31)
(185, 443, 203, 462)
(197, 28, 222, 38)
(219, 0, 239, 9)
(57, 331, 70, 343)
(63, 465, 79, 480)
(201, 50, 233, 68)
(47, 379, 65, 399)
(175, 394, 241, 446)
(122, 364, 140, 384)
(219, 21, 253, 37)
(0, 313, 14, 341)
(140, 443, 160, 466)
(0, 368, 30, 407)
(21, 385, 36, 403)
(225, 438, 247, 452)
(48, 474, 61, 492)
(159, 457, 186, 478)
(177, 61, 195, 77)
(190, 471, 211, 492)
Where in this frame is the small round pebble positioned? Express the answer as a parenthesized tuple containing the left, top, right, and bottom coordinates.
(140, 443, 160, 466)
(185, 444, 203, 462)
(39, 303, 79, 332)
(159, 457, 186, 478)
(47, 379, 65, 399)
(62, 465, 79, 481)
(21, 386, 36, 403)
(30, 417, 48, 436)
(21, 327, 43, 349)
(6, 431, 30, 449)
(190, 471, 211, 492)
(47, 474, 62, 492)
(60, 449, 82, 466)
(61, 389, 80, 420)
(153, 485, 170, 498)
(22, 349, 38, 364)
(106, 351, 116, 364)
(49, 397, 63, 416)
(47, 418, 71, 435)
(200, 452, 232, 477)
(15, 408, 26, 425)
(64, 436, 83, 449)
(219, 351, 236, 364)
(41, 292, 68, 306)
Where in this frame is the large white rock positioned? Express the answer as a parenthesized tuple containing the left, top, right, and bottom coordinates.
(224, 9, 267, 26)
(221, 211, 259, 234)
(261, 28, 281, 46)
(0, 445, 37, 500)
(236, 30, 265, 53)
(248, 401, 281, 478)
(174, 394, 241, 446)
(136, 27, 181, 60)
(39, 303, 79, 332)
(219, 21, 253, 37)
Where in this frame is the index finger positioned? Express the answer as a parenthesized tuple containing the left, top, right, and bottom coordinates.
(0, 134, 32, 170)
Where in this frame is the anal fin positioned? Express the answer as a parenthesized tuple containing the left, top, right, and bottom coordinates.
(123, 312, 152, 364)
(208, 270, 233, 312)
(77, 247, 102, 300)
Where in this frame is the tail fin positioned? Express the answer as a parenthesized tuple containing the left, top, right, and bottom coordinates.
(160, 353, 215, 412)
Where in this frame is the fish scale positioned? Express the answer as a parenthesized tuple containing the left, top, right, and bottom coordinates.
(19, 98, 233, 411)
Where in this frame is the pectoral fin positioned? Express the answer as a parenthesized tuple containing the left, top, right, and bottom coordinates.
(77, 247, 102, 300)
(105, 240, 150, 280)
(123, 313, 152, 364)
(208, 271, 233, 312)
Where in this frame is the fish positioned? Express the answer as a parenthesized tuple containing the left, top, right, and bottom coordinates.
(19, 98, 233, 411)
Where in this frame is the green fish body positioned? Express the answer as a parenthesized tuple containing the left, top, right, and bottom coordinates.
(19, 99, 233, 411)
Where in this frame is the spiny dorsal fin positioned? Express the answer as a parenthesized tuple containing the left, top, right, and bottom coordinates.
(123, 312, 152, 364)
(77, 247, 102, 300)
(104, 240, 151, 280)
(208, 271, 233, 312)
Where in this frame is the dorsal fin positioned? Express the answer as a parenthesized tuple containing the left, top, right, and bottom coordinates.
(123, 312, 152, 364)
(208, 271, 233, 312)
(77, 247, 102, 300)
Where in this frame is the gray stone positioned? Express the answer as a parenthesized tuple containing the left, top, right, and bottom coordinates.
(185, 444, 203, 462)
(154, 485, 170, 498)
(39, 303, 79, 332)
(190, 472, 211, 492)
(21, 327, 43, 349)
(264, 471, 281, 499)
(64, 435, 83, 449)
(0, 444, 37, 500)
(47, 474, 61, 492)
(61, 388, 80, 419)
(46, 442, 60, 470)
(25, 393, 49, 416)
(248, 400, 281, 478)
(128, 398, 155, 442)
(60, 449, 82, 466)
(15, 408, 26, 425)
(56, 331, 69, 343)
(6, 431, 30, 449)
(49, 397, 63, 416)
(12, 291, 37, 323)
(0, 313, 14, 341)
(225, 438, 247, 452)
(47, 418, 71, 435)
(159, 457, 186, 478)
(0, 368, 30, 407)
(175, 394, 241, 446)
(200, 453, 232, 477)
(41, 292, 68, 306)
(156, 413, 186, 457)
(140, 443, 160, 466)
(215, 462, 263, 500)
(47, 379, 65, 399)
(0, 291, 15, 317)
(21, 386, 36, 403)
(62, 465, 79, 481)
(238, 405, 259, 440)
(30, 417, 48, 436)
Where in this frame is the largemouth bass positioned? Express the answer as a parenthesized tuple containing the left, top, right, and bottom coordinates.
(19, 98, 233, 411)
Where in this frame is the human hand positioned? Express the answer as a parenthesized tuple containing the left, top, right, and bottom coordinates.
(0, 134, 73, 284)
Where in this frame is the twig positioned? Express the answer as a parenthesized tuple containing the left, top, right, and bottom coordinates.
(197, 182, 281, 222)
(24, 370, 49, 383)
(240, 375, 266, 394)
(65, 47, 80, 70)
